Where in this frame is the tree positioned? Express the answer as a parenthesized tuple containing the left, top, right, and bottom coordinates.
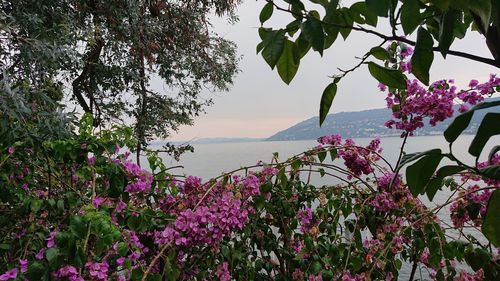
(0, 0, 240, 164)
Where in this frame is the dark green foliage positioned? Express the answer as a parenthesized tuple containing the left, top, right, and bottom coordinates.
(0, 0, 240, 159)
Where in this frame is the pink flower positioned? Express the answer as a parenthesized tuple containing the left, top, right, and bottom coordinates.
(46, 231, 57, 248)
(92, 197, 106, 209)
(85, 261, 109, 281)
(215, 262, 231, 281)
(19, 259, 27, 273)
(0, 268, 17, 281)
(35, 248, 45, 260)
(378, 83, 387, 92)
(87, 156, 96, 166)
(292, 268, 305, 280)
(309, 273, 323, 281)
(7, 147, 15, 155)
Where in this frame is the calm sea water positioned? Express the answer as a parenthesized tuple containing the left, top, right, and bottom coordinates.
(161, 135, 497, 179)
(151, 135, 498, 280)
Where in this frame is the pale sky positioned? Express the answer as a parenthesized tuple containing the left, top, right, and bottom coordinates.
(167, 1, 498, 141)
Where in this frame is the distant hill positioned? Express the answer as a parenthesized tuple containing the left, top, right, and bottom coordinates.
(267, 100, 500, 141)
(151, 137, 263, 146)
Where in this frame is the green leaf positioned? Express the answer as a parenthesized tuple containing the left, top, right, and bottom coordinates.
(480, 165, 500, 180)
(468, 0, 492, 34)
(318, 151, 327, 162)
(432, 0, 451, 11)
(261, 30, 286, 69)
(27, 262, 47, 280)
(31, 199, 43, 213)
(323, 27, 339, 49)
(406, 150, 443, 196)
(435, 165, 466, 177)
(296, 32, 312, 58)
(330, 149, 337, 161)
(438, 9, 457, 57)
(401, 0, 421, 34)
(319, 83, 337, 126)
(366, 0, 390, 17)
(69, 216, 86, 239)
(400, 149, 442, 168)
(411, 27, 434, 85)
(367, 62, 407, 89)
(469, 113, 500, 157)
(488, 145, 500, 164)
(286, 20, 301, 36)
(350, 2, 378, 27)
(370, 46, 390, 60)
(465, 247, 491, 271)
(260, 2, 274, 24)
(425, 177, 443, 201)
(301, 17, 325, 55)
(444, 100, 500, 143)
(277, 40, 300, 84)
(46, 248, 60, 265)
(338, 8, 354, 39)
(482, 189, 500, 246)
(426, 165, 466, 200)
(444, 111, 473, 143)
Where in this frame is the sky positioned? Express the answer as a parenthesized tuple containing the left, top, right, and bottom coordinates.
(167, 1, 498, 141)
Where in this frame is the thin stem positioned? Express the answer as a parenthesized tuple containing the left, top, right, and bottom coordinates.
(142, 243, 170, 281)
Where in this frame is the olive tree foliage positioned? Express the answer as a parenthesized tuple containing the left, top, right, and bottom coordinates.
(0, 0, 240, 163)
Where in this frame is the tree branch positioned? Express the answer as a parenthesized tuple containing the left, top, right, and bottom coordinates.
(268, 2, 499, 68)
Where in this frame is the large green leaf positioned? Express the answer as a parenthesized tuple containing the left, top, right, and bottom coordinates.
(426, 165, 467, 200)
(370, 46, 390, 60)
(488, 145, 500, 164)
(319, 83, 337, 126)
(324, 8, 353, 40)
(277, 40, 300, 84)
(468, 0, 492, 33)
(406, 150, 443, 196)
(482, 189, 500, 246)
(411, 27, 434, 85)
(260, 2, 274, 24)
(401, 0, 421, 34)
(261, 30, 286, 69)
(444, 100, 500, 143)
(399, 148, 442, 168)
(350, 2, 378, 27)
(431, 0, 451, 10)
(480, 165, 500, 180)
(367, 62, 407, 89)
(301, 17, 325, 56)
(469, 113, 500, 157)
(366, 0, 390, 17)
(438, 9, 457, 57)
(27, 262, 47, 280)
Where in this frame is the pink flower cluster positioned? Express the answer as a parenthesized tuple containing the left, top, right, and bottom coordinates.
(340, 271, 366, 281)
(338, 138, 382, 178)
(453, 269, 484, 281)
(120, 159, 153, 193)
(0, 269, 17, 281)
(317, 135, 382, 178)
(383, 74, 500, 135)
(370, 192, 398, 212)
(54, 265, 84, 281)
(155, 189, 250, 247)
(85, 261, 109, 280)
(215, 262, 231, 281)
(450, 185, 492, 228)
(297, 207, 314, 233)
